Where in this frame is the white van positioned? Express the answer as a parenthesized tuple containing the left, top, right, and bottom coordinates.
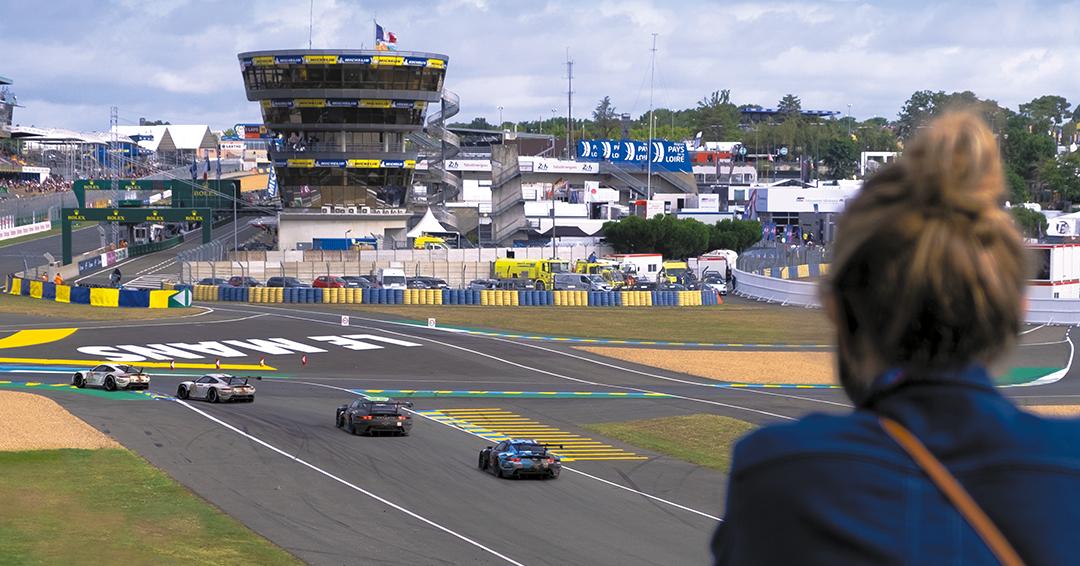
(376, 267, 407, 290)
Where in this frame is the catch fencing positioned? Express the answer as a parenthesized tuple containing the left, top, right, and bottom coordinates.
(179, 244, 612, 287)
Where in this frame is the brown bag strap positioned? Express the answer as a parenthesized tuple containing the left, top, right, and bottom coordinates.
(879, 416, 1025, 566)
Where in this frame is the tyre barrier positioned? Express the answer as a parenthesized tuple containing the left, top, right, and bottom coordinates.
(180, 284, 724, 307)
(6, 276, 191, 308)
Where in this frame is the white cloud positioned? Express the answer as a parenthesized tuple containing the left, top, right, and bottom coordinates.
(2, 0, 1078, 132)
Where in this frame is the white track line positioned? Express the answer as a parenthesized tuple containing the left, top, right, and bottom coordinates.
(221, 306, 797, 421)
(1020, 323, 1050, 335)
(174, 398, 525, 566)
(282, 378, 721, 522)
(218, 304, 847, 411)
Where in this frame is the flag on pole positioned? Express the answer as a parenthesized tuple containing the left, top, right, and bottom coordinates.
(375, 21, 397, 51)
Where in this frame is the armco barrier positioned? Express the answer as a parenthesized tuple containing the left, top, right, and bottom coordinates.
(734, 268, 821, 307)
(5, 276, 189, 308)
(180, 283, 725, 308)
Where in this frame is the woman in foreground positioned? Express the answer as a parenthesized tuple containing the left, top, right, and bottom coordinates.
(713, 113, 1080, 565)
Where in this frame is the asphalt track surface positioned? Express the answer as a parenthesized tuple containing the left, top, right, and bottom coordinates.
(72, 219, 263, 287)
(2, 302, 1077, 565)
(0, 222, 103, 276)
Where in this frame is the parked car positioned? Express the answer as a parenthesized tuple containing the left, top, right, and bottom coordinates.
(700, 273, 728, 295)
(265, 276, 308, 288)
(341, 276, 372, 288)
(408, 276, 450, 289)
(227, 276, 261, 287)
(197, 277, 228, 286)
(72, 364, 150, 391)
(552, 273, 610, 291)
(478, 439, 562, 479)
(176, 374, 258, 403)
(467, 278, 499, 290)
(335, 397, 413, 436)
(313, 275, 347, 288)
(495, 278, 536, 291)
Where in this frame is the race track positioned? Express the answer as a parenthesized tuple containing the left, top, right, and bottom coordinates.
(1, 303, 1075, 565)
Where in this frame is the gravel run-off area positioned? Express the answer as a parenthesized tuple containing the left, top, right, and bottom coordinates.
(0, 391, 119, 451)
(576, 347, 837, 384)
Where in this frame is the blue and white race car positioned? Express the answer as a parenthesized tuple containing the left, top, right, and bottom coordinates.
(478, 439, 562, 479)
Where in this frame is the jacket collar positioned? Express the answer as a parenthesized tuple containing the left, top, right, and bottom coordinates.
(862, 365, 996, 409)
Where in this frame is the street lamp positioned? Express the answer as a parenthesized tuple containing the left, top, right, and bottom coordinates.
(498, 106, 504, 130)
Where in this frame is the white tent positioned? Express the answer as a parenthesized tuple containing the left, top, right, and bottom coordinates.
(406, 207, 451, 238)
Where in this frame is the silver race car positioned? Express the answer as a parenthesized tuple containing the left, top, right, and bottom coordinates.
(176, 374, 257, 403)
(72, 364, 150, 391)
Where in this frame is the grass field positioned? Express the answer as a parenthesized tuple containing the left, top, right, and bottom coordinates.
(585, 414, 757, 472)
(0, 449, 300, 565)
(0, 293, 197, 321)
(339, 303, 831, 344)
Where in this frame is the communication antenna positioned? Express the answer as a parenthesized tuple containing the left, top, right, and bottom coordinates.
(308, 0, 314, 49)
(647, 33, 658, 200)
(565, 48, 574, 159)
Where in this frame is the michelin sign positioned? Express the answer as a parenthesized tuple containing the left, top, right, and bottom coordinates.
(577, 139, 690, 172)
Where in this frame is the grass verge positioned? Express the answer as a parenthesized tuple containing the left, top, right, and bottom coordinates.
(0, 448, 300, 565)
(584, 414, 757, 472)
(336, 304, 831, 344)
(0, 293, 196, 321)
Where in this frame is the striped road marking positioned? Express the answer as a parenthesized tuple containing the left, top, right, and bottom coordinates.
(418, 408, 646, 462)
(0, 379, 170, 400)
(353, 389, 673, 399)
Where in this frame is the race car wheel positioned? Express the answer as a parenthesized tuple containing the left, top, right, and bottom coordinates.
(103, 376, 117, 392)
(176, 386, 188, 400)
(549, 469, 560, 480)
(207, 389, 219, 403)
(494, 464, 505, 479)
(336, 415, 343, 428)
(478, 453, 487, 470)
(73, 374, 85, 388)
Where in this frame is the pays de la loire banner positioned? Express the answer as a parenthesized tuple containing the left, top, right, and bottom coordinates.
(576, 139, 690, 172)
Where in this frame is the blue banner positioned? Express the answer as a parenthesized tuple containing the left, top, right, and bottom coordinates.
(576, 139, 690, 172)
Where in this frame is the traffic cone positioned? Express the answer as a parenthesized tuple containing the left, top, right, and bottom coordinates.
(301, 354, 308, 366)
(169, 360, 175, 370)
(215, 358, 221, 370)
(259, 357, 266, 367)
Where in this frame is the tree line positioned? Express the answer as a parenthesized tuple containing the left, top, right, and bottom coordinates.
(602, 215, 763, 259)
(451, 90, 1080, 208)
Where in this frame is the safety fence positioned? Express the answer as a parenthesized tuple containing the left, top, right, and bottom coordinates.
(189, 285, 722, 307)
(6, 276, 192, 308)
(745, 263, 830, 280)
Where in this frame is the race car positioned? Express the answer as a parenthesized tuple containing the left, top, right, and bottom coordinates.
(72, 364, 150, 391)
(478, 439, 562, 479)
(176, 374, 257, 403)
(336, 396, 413, 436)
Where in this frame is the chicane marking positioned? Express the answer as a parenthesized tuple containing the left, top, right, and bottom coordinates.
(0, 356, 275, 371)
(0, 328, 79, 349)
(350, 389, 674, 399)
(419, 409, 642, 462)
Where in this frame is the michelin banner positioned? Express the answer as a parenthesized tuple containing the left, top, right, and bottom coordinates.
(576, 139, 690, 172)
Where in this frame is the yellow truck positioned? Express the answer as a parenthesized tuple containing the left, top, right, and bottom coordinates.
(493, 258, 570, 290)
(413, 235, 449, 250)
(660, 261, 690, 284)
(573, 259, 627, 289)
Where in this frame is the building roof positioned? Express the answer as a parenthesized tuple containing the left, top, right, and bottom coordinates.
(406, 207, 451, 238)
(0, 76, 11, 86)
(112, 125, 216, 152)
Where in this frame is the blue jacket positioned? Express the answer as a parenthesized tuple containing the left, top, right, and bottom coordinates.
(713, 366, 1080, 565)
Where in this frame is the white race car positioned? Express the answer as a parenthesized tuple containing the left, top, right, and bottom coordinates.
(72, 364, 150, 391)
(176, 374, 257, 403)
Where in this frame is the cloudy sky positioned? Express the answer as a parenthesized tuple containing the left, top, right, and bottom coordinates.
(2, 0, 1078, 133)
